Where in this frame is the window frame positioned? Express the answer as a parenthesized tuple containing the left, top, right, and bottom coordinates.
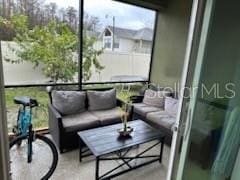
(103, 37, 112, 49)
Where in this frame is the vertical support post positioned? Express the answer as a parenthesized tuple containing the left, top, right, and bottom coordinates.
(78, 0, 84, 90)
(95, 156, 99, 180)
(148, 11, 158, 84)
(112, 16, 115, 52)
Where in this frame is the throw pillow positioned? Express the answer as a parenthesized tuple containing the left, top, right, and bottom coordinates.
(52, 91, 86, 115)
(143, 89, 170, 108)
(87, 89, 117, 111)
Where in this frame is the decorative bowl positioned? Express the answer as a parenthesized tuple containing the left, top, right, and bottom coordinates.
(117, 127, 133, 137)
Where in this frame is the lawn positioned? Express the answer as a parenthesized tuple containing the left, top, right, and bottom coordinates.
(5, 87, 49, 132)
(5, 83, 144, 132)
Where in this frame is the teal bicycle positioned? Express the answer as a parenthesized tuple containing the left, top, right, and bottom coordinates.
(9, 96, 58, 180)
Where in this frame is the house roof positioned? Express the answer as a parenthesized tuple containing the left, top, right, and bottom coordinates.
(106, 26, 153, 41)
(133, 28, 153, 41)
(108, 26, 136, 39)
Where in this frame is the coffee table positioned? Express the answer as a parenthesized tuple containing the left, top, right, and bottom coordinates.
(77, 120, 165, 180)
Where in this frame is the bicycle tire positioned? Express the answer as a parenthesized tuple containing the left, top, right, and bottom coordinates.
(10, 134, 58, 180)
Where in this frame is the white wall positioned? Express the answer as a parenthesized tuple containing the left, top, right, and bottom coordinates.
(150, 0, 191, 88)
(96, 34, 136, 53)
(140, 40, 152, 54)
(2, 41, 50, 85)
(95, 37, 152, 54)
(118, 38, 135, 53)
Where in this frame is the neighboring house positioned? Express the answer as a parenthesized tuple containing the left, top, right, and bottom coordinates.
(91, 26, 154, 54)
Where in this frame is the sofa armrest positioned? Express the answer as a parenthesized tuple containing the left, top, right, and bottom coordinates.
(129, 95, 144, 103)
(48, 104, 62, 120)
(48, 104, 63, 151)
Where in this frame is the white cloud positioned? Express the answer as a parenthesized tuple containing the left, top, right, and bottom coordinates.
(45, 0, 79, 8)
(84, 0, 155, 30)
(85, 0, 133, 16)
(44, 0, 155, 30)
(122, 21, 146, 30)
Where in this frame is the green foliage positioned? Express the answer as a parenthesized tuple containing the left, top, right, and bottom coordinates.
(83, 31, 104, 81)
(0, 15, 28, 39)
(11, 16, 78, 82)
(2, 15, 104, 82)
(11, 15, 28, 33)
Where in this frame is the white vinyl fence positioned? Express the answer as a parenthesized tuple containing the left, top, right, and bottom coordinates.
(1, 41, 151, 85)
(90, 51, 150, 82)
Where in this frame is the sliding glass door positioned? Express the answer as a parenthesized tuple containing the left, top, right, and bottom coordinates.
(173, 0, 240, 180)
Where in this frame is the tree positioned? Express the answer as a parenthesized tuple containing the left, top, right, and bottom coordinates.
(58, 7, 66, 22)
(0, 16, 15, 40)
(84, 12, 100, 31)
(49, 2, 57, 20)
(65, 6, 77, 31)
(1, 15, 104, 83)
(10, 15, 78, 82)
(0, 0, 81, 38)
(1, 0, 6, 17)
(82, 13, 104, 81)
(82, 31, 104, 82)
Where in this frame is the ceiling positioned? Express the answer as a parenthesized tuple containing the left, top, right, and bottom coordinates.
(115, 0, 168, 11)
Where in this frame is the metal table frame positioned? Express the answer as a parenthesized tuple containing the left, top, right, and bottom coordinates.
(79, 137, 165, 180)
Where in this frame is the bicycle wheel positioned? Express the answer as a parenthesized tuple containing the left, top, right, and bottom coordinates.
(10, 134, 58, 180)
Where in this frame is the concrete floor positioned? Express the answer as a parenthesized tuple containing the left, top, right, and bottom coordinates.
(11, 139, 170, 180)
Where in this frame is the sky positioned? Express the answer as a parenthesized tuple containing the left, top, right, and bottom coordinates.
(45, 0, 156, 30)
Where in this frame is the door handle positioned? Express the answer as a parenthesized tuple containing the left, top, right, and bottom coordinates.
(172, 124, 178, 132)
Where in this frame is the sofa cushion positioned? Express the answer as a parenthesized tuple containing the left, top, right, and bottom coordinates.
(143, 89, 170, 108)
(87, 89, 117, 111)
(62, 111, 100, 132)
(165, 97, 179, 115)
(146, 111, 176, 130)
(52, 90, 86, 115)
(133, 103, 163, 117)
(90, 107, 122, 126)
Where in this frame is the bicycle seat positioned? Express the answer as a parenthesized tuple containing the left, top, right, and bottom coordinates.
(14, 96, 38, 107)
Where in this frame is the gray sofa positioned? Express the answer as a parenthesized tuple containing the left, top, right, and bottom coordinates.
(131, 88, 178, 145)
(48, 88, 125, 153)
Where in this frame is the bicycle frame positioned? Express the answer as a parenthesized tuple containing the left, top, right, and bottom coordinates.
(17, 105, 34, 163)
(17, 106, 32, 135)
